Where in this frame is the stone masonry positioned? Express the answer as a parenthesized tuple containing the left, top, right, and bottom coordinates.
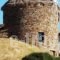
(15, 0, 58, 48)
(1, 0, 59, 55)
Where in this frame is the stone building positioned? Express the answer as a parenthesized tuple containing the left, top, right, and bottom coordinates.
(1, 0, 59, 56)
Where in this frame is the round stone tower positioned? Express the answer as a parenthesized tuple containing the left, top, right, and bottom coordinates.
(2, 0, 58, 48)
(18, 0, 58, 47)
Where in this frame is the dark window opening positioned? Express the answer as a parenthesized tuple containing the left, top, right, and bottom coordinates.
(38, 32, 44, 42)
(53, 51, 55, 56)
(50, 50, 56, 56)
(58, 33, 60, 42)
(59, 54, 60, 56)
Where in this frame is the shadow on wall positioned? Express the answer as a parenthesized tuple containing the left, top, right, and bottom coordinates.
(1, 1, 24, 39)
(22, 52, 60, 60)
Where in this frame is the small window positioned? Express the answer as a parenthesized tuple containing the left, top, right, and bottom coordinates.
(38, 32, 44, 42)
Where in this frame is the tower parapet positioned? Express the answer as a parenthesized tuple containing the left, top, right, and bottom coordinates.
(8, 0, 56, 5)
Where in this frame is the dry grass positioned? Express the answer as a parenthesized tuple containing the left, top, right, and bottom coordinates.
(0, 38, 48, 60)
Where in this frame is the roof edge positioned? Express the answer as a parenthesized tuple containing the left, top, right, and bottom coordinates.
(1, 1, 9, 10)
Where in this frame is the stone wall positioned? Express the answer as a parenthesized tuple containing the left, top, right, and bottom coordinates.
(0, 27, 8, 38)
(9, 0, 54, 4)
(3, 0, 58, 49)
(17, 2, 58, 49)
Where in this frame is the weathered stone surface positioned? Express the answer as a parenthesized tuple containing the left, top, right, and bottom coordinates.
(2, 0, 58, 53)
(17, 3, 58, 49)
(0, 26, 8, 38)
(9, 0, 55, 4)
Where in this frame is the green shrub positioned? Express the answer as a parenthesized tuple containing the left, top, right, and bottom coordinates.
(55, 57, 60, 60)
(22, 53, 60, 60)
(43, 53, 53, 60)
